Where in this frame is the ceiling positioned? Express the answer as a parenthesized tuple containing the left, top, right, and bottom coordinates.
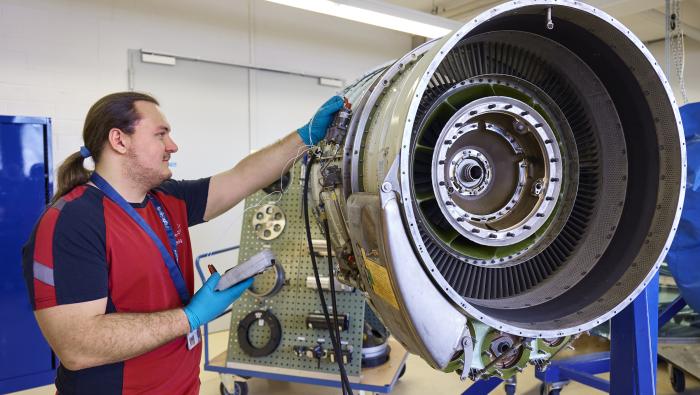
(385, 0, 700, 42)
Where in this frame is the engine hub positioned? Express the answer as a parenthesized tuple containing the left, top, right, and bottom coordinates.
(432, 96, 563, 249)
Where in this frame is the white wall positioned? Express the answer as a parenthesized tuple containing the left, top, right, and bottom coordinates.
(0, 0, 412, 167)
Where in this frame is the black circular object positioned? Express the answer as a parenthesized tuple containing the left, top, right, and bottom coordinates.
(237, 310, 282, 358)
(466, 165, 482, 181)
(262, 171, 291, 194)
(361, 322, 391, 368)
(219, 381, 248, 395)
(671, 365, 686, 393)
(398, 364, 406, 380)
(361, 345, 390, 368)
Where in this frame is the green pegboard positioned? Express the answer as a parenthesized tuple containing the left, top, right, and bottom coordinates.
(226, 163, 367, 377)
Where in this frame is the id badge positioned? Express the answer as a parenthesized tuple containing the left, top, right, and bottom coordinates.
(187, 328, 201, 350)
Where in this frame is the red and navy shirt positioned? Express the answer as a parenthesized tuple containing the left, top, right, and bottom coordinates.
(22, 178, 210, 395)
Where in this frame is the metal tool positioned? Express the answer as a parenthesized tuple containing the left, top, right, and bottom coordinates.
(214, 249, 275, 291)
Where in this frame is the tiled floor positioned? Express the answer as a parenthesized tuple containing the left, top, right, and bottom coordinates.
(10, 332, 700, 394)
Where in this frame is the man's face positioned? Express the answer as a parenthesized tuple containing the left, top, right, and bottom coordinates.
(123, 101, 178, 189)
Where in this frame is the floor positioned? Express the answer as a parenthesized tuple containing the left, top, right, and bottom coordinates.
(10, 331, 700, 395)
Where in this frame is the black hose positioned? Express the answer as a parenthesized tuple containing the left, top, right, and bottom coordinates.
(324, 217, 347, 383)
(323, 218, 345, 392)
(302, 155, 353, 395)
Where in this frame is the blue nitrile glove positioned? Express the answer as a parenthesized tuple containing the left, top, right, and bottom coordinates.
(297, 95, 345, 146)
(183, 273, 253, 331)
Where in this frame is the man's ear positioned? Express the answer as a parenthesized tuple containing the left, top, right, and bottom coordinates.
(107, 128, 129, 154)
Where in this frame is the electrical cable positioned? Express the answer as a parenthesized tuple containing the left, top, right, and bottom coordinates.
(324, 216, 346, 376)
(304, 166, 352, 395)
(302, 154, 354, 395)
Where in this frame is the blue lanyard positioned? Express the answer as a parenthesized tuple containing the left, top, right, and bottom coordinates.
(90, 173, 190, 305)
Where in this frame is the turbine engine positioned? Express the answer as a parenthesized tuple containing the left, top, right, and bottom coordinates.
(306, 0, 685, 378)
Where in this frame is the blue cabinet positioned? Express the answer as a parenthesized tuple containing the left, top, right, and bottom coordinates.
(0, 116, 56, 393)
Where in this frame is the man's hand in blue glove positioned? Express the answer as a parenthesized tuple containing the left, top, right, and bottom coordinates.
(183, 273, 253, 331)
(297, 95, 345, 146)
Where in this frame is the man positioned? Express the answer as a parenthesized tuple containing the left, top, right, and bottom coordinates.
(22, 91, 343, 394)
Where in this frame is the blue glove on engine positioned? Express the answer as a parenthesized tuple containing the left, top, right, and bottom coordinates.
(183, 273, 253, 331)
(297, 95, 345, 146)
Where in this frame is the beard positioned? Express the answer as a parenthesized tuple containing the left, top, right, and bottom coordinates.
(124, 147, 171, 191)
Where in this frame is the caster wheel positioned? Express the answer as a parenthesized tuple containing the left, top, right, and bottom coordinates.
(539, 383, 562, 395)
(398, 364, 407, 380)
(671, 366, 686, 393)
(220, 381, 249, 395)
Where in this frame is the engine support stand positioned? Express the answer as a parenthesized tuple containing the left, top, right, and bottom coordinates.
(462, 272, 660, 395)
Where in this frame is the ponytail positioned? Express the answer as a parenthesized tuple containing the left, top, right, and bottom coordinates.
(49, 91, 159, 206)
(51, 152, 91, 205)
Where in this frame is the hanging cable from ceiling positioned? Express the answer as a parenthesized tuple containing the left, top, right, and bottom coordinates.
(667, 0, 688, 103)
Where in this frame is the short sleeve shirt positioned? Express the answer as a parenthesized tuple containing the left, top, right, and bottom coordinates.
(22, 177, 210, 395)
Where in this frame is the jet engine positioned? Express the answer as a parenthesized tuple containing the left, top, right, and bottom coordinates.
(306, 0, 685, 379)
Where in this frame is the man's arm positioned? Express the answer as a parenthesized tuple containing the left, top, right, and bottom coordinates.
(203, 95, 345, 222)
(33, 272, 251, 371)
(34, 298, 189, 371)
(204, 131, 305, 221)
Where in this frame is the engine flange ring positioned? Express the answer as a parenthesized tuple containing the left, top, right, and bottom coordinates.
(431, 96, 563, 247)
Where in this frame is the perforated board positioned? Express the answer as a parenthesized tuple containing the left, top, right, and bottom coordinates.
(226, 163, 365, 377)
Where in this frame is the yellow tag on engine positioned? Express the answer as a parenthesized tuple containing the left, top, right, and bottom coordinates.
(361, 249, 400, 310)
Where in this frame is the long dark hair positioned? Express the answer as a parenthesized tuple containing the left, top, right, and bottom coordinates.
(51, 92, 159, 204)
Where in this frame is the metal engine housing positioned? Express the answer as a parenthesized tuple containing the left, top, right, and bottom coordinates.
(308, 0, 686, 374)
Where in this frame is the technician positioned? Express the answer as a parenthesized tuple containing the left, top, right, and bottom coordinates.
(22, 91, 343, 394)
